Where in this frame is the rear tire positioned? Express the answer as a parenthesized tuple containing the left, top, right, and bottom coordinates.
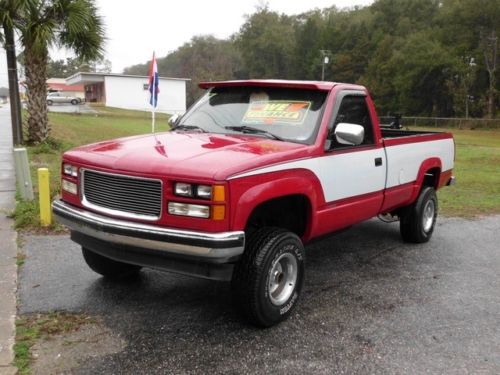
(82, 247, 142, 279)
(400, 187, 438, 243)
(70, 99, 78, 105)
(231, 227, 305, 327)
(47, 100, 53, 106)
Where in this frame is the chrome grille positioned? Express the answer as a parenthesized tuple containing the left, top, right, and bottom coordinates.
(82, 170, 162, 220)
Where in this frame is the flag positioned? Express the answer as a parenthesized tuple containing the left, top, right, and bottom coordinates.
(148, 52, 160, 107)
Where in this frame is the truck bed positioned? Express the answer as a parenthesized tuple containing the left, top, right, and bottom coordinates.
(381, 128, 444, 139)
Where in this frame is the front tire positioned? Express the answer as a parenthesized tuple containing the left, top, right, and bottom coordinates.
(232, 227, 305, 327)
(82, 247, 142, 279)
(47, 100, 53, 106)
(70, 99, 78, 105)
(400, 186, 438, 243)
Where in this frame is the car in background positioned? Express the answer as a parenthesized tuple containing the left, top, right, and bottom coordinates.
(47, 92, 82, 105)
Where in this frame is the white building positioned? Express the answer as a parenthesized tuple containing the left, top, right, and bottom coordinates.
(66, 72, 189, 114)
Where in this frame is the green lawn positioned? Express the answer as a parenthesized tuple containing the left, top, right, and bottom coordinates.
(13, 115, 500, 231)
(430, 128, 500, 218)
(37, 108, 169, 191)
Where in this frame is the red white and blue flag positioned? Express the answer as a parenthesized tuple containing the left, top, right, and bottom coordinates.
(148, 52, 159, 107)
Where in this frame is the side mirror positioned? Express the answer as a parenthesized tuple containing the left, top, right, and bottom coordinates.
(334, 123, 364, 146)
(168, 114, 180, 127)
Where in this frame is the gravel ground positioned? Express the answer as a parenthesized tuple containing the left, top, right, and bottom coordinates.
(18, 216, 500, 374)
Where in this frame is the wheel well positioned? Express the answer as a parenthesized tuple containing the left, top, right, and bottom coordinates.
(422, 167, 440, 189)
(245, 195, 310, 238)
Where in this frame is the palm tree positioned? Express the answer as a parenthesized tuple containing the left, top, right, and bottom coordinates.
(9, 0, 105, 143)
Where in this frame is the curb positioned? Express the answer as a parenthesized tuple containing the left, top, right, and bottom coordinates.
(1, 104, 18, 374)
(0, 214, 17, 375)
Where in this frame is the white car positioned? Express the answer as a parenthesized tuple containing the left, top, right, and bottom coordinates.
(47, 92, 81, 105)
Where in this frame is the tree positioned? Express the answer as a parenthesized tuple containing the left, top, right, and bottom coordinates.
(236, 7, 296, 79)
(47, 57, 83, 78)
(388, 31, 456, 116)
(8, 0, 105, 143)
(125, 36, 242, 106)
(47, 56, 112, 78)
(292, 10, 326, 80)
(439, 0, 500, 117)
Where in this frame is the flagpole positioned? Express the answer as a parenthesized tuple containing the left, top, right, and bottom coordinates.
(151, 52, 156, 134)
(152, 98, 155, 133)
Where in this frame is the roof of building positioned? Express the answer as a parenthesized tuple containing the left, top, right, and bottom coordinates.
(66, 72, 190, 85)
(47, 81, 84, 92)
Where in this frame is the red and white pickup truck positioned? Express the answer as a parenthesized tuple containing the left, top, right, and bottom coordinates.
(52, 80, 455, 327)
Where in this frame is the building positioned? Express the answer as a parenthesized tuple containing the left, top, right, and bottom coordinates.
(47, 78, 85, 100)
(66, 72, 189, 114)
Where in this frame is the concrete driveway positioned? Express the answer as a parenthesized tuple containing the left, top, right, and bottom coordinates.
(45, 103, 97, 114)
(18, 216, 500, 374)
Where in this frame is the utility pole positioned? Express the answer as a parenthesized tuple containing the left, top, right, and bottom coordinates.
(3, 22, 23, 145)
(320, 50, 331, 81)
(464, 57, 477, 119)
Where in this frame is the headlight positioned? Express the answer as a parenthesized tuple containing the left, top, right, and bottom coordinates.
(174, 182, 193, 197)
(63, 163, 78, 177)
(174, 183, 212, 199)
(62, 179, 77, 195)
(168, 202, 210, 218)
(196, 185, 212, 199)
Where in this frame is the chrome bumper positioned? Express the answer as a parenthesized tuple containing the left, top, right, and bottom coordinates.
(52, 200, 245, 262)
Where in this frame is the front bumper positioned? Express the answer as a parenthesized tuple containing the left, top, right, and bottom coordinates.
(52, 200, 245, 280)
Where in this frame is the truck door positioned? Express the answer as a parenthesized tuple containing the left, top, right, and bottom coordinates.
(317, 90, 386, 228)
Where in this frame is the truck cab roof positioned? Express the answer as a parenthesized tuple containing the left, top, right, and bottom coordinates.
(199, 79, 366, 92)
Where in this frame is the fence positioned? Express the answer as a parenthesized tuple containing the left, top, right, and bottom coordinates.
(378, 116, 500, 130)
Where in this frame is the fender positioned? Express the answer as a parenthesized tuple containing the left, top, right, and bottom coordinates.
(409, 157, 442, 203)
(229, 169, 323, 237)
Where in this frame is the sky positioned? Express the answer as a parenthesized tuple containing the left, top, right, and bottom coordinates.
(0, 0, 373, 87)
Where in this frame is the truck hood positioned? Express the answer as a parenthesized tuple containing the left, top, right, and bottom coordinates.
(64, 132, 312, 180)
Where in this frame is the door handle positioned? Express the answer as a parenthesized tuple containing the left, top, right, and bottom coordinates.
(375, 157, 383, 167)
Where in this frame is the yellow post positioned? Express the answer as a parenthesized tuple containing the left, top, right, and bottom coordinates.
(38, 168, 52, 227)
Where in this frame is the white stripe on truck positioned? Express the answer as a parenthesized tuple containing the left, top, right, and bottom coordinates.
(384, 138, 454, 187)
(229, 138, 454, 203)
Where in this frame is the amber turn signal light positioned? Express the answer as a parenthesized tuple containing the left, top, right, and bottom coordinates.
(213, 185, 225, 202)
(211, 205, 225, 220)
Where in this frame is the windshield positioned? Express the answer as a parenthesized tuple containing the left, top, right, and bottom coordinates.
(177, 86, 328, 144)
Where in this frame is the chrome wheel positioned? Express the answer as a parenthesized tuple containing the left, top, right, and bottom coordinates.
(268, 252, 298, 306)
(422, 199, 435, 233)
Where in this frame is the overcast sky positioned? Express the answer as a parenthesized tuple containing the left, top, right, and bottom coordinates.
(0, 0, 373, 87)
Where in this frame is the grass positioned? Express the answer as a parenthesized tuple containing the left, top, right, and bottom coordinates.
(31, 107, 169, 197)
(16, 252, 26, 267)
(409, 127, 500, 218)
(11, 111, 500, 231)
(14, 312, 94, 374)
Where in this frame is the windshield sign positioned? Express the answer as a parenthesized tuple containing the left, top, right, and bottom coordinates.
(242, 101, 312, 125)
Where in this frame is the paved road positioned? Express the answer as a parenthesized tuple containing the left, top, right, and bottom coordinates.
(19, 216, 500, 374)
